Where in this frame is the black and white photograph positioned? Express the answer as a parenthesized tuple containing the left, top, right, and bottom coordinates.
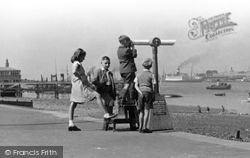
(0, 0, 250, 157)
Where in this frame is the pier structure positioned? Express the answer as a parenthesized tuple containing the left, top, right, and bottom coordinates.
(0, 81, 71, 99)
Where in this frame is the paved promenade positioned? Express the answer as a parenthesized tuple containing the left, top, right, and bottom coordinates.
(0, 104, 250, 158)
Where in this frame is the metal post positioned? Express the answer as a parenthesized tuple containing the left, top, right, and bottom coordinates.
(152, 46, 159, 94)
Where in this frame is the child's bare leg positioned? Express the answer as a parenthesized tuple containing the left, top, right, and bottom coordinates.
(95, 93, 108, 114)
(107, 99, 114, 114)
(143, 109, 150, 129)
(119, 83, 129, 101)
(68, 102, 81, 131)
(69, 102, 77, 127)
(139, 111, 144, 132)
(95, 93, 117, 119)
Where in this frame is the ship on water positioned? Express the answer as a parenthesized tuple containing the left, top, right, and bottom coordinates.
(165, 68, 204, 82)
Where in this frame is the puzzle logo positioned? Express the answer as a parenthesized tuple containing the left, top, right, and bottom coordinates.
(188, 12, 237, 41)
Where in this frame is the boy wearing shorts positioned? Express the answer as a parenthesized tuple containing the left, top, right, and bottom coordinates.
(92, 56, 118, 129)
(134, 58, 156, 133)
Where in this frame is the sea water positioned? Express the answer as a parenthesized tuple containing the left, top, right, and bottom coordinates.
(161, 82, 250, 114)
(22, 82, 250, 114)
(22, 92, 70, 100)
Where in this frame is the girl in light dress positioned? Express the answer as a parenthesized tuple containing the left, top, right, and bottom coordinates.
(68, 48, 117, 131)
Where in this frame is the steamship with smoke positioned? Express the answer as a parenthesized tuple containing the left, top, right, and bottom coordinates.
(165, 68, 204, 82)
(164, 55, 205, 82)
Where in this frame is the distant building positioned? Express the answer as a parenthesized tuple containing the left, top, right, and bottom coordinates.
(204, 70, 250, 82)
(206, 70, 218, 76)
(0, 59, 21, 83)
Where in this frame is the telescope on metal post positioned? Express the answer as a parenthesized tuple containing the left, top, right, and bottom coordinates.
(132, 37, 176, 131)
(132, 37, 176, 95)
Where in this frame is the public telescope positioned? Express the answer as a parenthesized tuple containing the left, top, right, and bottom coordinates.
(132, 37, 176, 94)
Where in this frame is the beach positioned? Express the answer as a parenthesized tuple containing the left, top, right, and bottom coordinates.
(1, 96, 250, 142)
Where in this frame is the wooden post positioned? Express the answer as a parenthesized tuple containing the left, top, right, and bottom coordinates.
(55, 83, 59, 99)
(235, 130, 240, 139)
(198, 105, 201, 113)
(36, 84, 39, 99)
(17, 83, 21, 97)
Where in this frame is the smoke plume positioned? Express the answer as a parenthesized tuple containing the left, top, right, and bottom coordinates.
(178, 55, 200, 69)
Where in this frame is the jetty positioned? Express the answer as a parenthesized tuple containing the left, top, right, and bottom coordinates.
(0, 81, 71, 99)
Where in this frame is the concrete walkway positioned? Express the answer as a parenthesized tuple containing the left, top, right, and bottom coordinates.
(0, 104, 250, 158)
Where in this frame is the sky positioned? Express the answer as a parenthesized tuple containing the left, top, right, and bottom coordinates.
(0, 0, 250, 80)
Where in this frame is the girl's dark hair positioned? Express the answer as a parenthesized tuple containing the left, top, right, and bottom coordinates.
(71, 48, 86, 63)
(101, 56, 110, 61)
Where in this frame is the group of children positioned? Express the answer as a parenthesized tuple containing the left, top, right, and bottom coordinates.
(68, 35, 156, 134)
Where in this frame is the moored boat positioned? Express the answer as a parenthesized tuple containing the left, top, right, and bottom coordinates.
(214, 93, 226, 96)
(164, 94, 183, 98)
(0, 83, 20, 97)
(206, 83, 231, 90)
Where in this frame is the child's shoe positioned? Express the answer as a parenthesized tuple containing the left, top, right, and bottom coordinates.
(130, 125, 138, 131)
(142, 128, 152, 133)
(139, 128, 143, 133)
(103, 113, 118, 119)
(68, 125, 81, 131)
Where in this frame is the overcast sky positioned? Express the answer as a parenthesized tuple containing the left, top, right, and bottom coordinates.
(0, 0, 249, 79)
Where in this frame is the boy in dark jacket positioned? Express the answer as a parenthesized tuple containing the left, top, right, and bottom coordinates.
(92, 56, 118, 121)
(117, 35, 138, 130)
(117, 35, 137, 102)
